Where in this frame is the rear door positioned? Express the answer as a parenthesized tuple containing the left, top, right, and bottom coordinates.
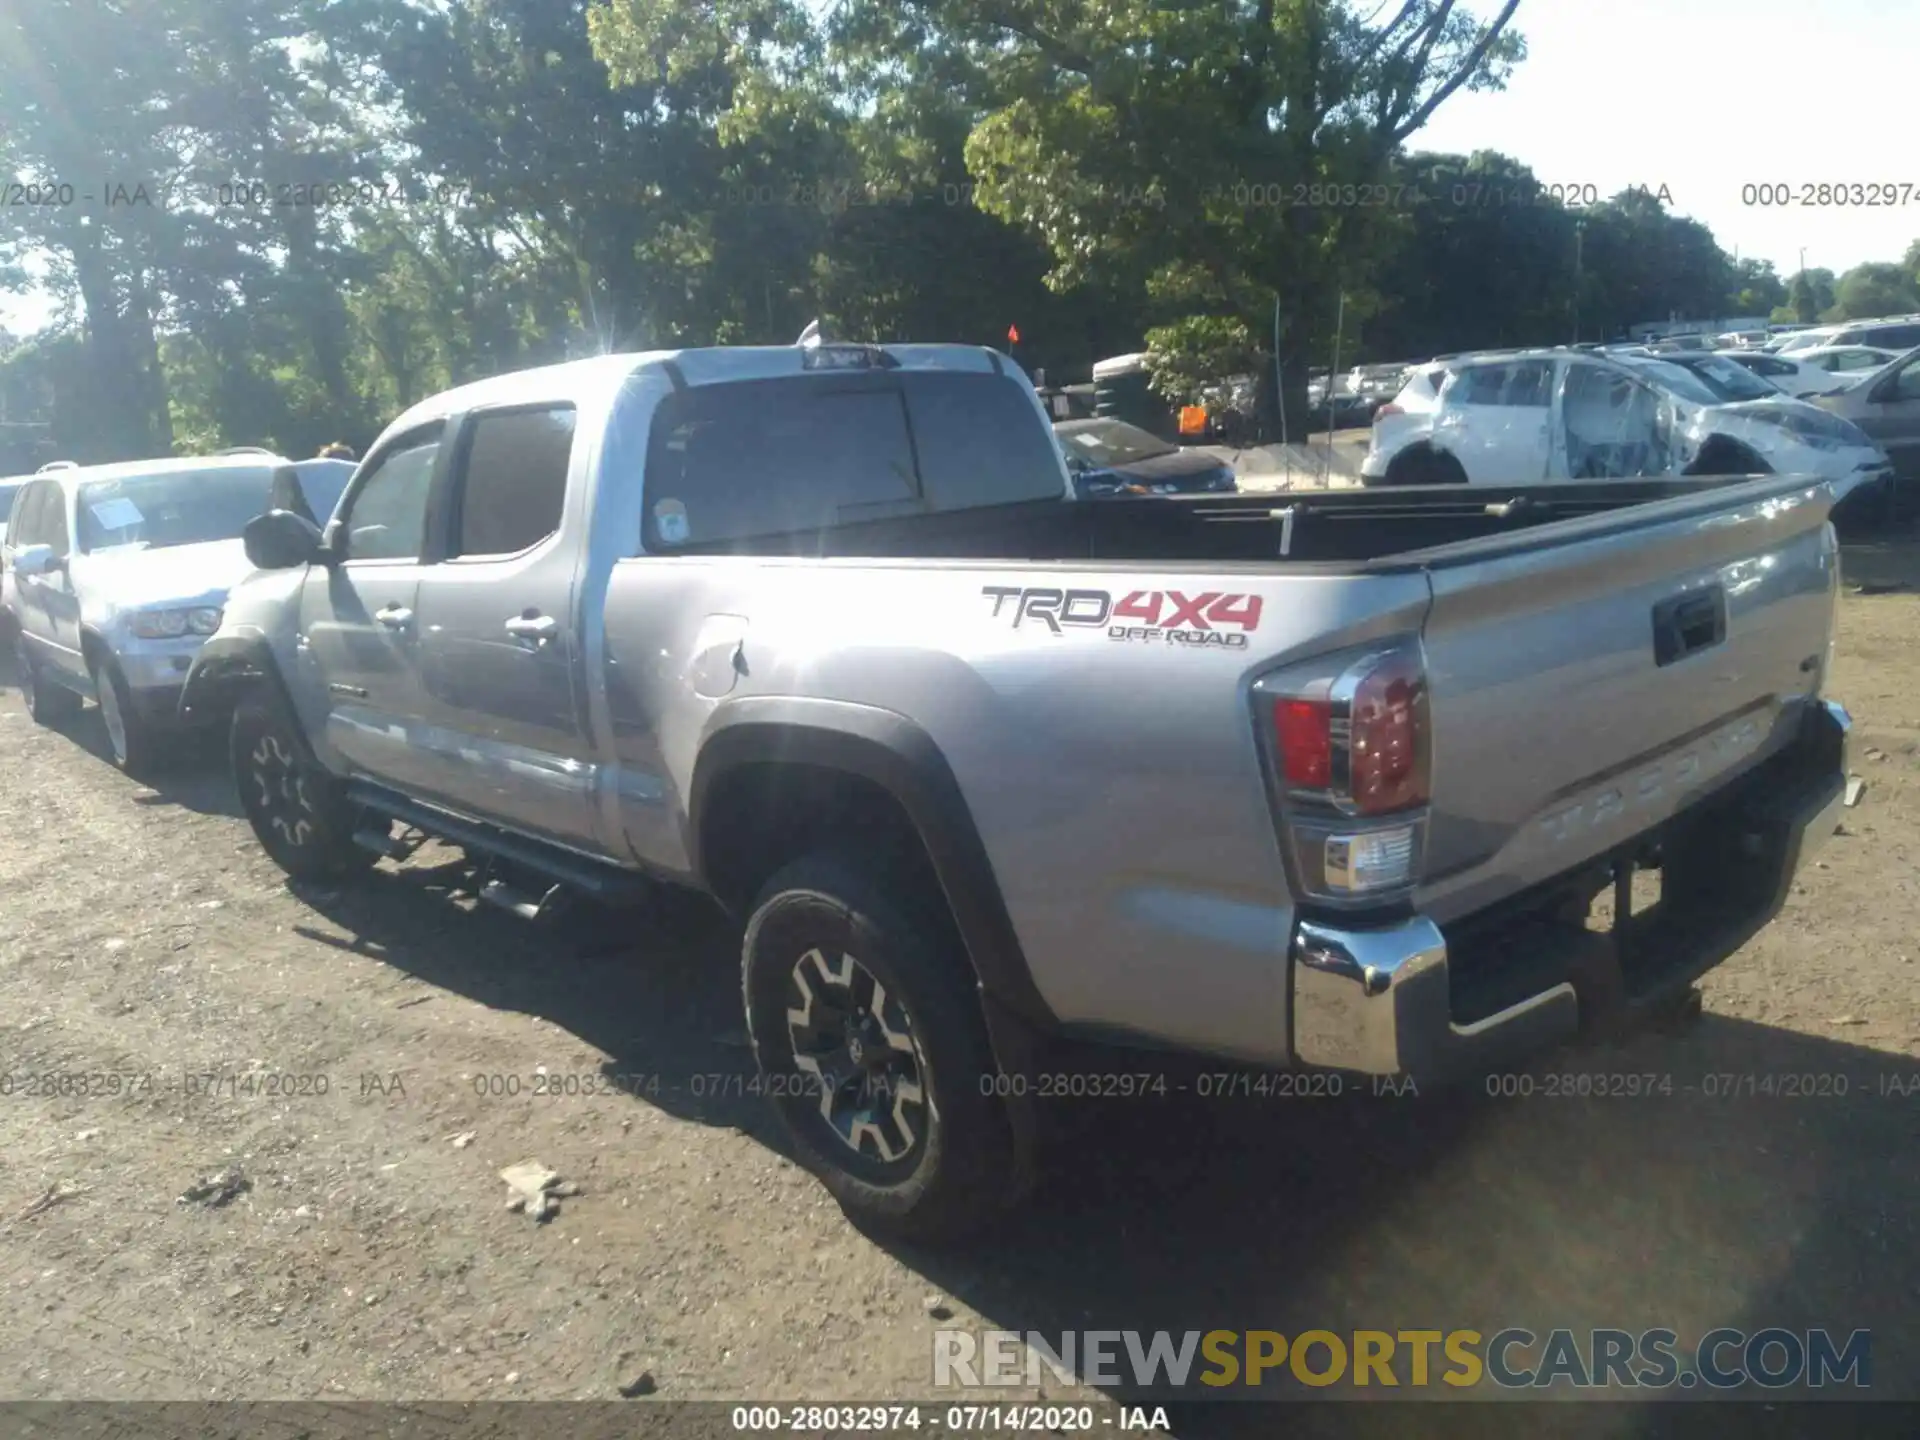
(6, 482, 54, 653)
(32, 483, 86, 682)
(1437, 360, 1555, 482)
(407, 402, 596, 847)
(1413, 476, 1839, 926)
(297, 424, 444, 789)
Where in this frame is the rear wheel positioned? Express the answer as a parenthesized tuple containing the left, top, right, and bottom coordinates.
(1386, 448, 1468, 486)
(742, 852, 1017, 1242)
(231, 690, 373, 881)
(18, 641, 81, 727)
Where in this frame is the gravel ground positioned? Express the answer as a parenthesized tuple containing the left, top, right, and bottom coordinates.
(2, 539, 1918, 1439)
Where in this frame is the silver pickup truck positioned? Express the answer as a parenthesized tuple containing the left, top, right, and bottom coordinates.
(181, 339, 1851, 1241)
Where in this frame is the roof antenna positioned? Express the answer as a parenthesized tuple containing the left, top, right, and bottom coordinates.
(796, 318, 828, 348)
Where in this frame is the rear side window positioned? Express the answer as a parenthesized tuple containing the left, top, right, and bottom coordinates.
(1862, 324, 1920, 350)
(451, 406, 576, 558)
(1451, 361, 1550, 406)
(897, 372, 1069, 509)
(1451, 365, 1510, 405)
(640, 372, 1064, 549)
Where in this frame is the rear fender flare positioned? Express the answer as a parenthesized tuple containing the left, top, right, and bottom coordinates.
(689, 700, 1057, 1033)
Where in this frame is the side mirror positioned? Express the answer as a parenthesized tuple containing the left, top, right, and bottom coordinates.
(244, 509, 328, 570)
(10, 543, 59, 578)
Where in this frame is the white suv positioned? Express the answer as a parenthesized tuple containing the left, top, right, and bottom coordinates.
(1361, 349, 1890, 496)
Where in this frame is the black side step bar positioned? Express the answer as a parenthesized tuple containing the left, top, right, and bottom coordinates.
(345, 781, 653, 906)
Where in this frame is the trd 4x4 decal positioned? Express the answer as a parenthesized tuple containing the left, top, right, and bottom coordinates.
(981, 586, 1262, 649)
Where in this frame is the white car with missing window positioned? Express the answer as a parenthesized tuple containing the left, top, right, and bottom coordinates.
(1360, 348, 1891, 504)
(1, 453, 355, 775)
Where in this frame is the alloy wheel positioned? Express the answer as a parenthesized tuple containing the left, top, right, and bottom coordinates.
(784, 947, 929, 1166)
(249, 731, 319, 849)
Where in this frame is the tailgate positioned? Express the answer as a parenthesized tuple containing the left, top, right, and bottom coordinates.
(1412, 477, 1840, 924)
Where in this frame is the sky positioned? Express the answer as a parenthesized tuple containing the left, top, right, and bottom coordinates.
(1410, 0, 1920, 282)
(5, 0, 1918, 336)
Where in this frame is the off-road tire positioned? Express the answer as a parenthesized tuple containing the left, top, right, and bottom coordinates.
(742, 852, 1018, 1243)
(230, 690, 373, 881)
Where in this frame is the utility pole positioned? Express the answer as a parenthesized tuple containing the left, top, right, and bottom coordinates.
(1571, 220, 1585, 344)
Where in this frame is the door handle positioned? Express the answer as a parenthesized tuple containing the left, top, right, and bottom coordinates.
(376, 605, 413, 630)
(505, 612, 557, 643)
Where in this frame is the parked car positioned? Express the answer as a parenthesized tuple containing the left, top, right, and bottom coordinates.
(1819, 318, 1920, 353)
(1770, 326, 1847, 356)
(1813, 344, 1920, 482)
(1, 453, 353, 774)
(183, 338, 1850, 1240)
(1718, 348, 1873, 399)
(1055, 417, 1235, 497)
(1641, 350, 1802, 404)
(1788, 346, 1902, 382)
(1362, 348, 1891, 496)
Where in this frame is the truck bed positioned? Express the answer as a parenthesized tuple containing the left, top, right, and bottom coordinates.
(667, 475, 1816, 565)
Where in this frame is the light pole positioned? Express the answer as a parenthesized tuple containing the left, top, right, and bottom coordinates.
(1571, 220, 1585, 344)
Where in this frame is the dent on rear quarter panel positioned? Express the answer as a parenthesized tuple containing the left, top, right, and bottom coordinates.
(614, 557, 1432, 1066)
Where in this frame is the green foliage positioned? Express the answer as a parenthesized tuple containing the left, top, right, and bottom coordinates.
(2, 0, 1917, 461)
(1142, 316, 1258, 405)
(1828, 263, 1920, 321)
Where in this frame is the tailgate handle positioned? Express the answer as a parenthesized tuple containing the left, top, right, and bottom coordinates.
(1652, 586, 1727, 666)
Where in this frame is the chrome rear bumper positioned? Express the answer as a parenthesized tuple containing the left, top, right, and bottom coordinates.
(1289, 698, 1850, 1081)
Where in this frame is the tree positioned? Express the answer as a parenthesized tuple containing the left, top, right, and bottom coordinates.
(1828, 262, 1920, 321)
(1784, 268, 1836, 324)
(1360, 151, 1581, 358)
(1728, 257, 1785, 318)
(819, 0, 1526, 437)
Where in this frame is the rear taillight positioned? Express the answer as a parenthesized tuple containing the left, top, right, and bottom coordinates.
(1259, 644, 1431, 900)
(1277, 697, 1332, 788)
(1374, 403, 1403, 422)
(1345, 649, 1429, 814)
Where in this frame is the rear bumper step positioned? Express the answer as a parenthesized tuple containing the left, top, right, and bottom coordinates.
(1289, 698, 1849, 1083)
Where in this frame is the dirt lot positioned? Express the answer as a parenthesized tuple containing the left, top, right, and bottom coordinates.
(3, 540, 1919, 1435)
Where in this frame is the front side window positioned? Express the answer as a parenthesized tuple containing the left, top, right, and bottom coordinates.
(8, 482, 48, 547)
(1886, 357, 1920, 402)
(451, 406, 576, 559)
(341, 430, 442, 562)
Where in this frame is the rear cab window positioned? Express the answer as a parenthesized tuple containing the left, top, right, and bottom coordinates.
(639, 371, 1066, 550)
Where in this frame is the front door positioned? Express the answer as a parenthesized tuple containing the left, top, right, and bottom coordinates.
(407, 403, 598, 849)
(1552, 362, 1671, 480)
(295, 424, 444, 793)
(1848, 353, 1920, 481)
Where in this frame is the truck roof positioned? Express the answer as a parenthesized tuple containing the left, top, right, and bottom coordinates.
(381, 344, 1015, 441)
